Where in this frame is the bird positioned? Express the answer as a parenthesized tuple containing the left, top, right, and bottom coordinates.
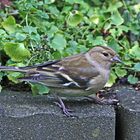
(0, 46, 122, 116)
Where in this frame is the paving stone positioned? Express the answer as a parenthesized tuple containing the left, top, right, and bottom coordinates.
(115, 86, 140, 140)
(0, 90, 115, 140)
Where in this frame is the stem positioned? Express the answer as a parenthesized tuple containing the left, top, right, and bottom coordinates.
(25, 13, 29, 27)
(26, 54, 38, 66)
(121, 0, 127, 9)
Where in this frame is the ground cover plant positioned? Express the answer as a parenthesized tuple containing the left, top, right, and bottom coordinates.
(0, 0, 140, 94)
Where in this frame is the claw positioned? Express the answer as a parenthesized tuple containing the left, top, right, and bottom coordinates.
(86, 93, 119, 105)
(54, 97, 74, 117)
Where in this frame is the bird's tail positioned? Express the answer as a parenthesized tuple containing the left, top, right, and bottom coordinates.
(0, 66, 29, 73)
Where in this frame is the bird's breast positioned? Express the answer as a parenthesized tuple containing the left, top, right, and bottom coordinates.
(100, 69, 110, 82)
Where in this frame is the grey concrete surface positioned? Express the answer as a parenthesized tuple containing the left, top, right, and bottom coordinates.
(115, 86, 140, 140)
(0, 90, 115, 140)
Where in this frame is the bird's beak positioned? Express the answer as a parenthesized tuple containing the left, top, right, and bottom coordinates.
(111, 56, 122, 63)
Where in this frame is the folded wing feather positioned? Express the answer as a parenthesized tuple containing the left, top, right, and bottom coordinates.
(19, 53, 100, 89)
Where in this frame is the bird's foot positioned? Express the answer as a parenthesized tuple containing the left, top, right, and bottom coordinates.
(86, 93, 119, 105)
(54, 97, 73, 117)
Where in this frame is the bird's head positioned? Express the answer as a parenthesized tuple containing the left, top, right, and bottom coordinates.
(87, 46, 122, 69)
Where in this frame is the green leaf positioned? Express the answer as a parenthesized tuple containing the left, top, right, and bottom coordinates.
(104, 23, 111, 31)
(77, 45, 89, 53)
(48, 6, 60, 16)
(6, 62, 25, 83)
(129, 43, 140, 60)
(105, 72, 117, 87)
(2, 16, 17, 33)
(115, 67, 127, 77)
(66, 41, 78, 55)
(47, 25, 59, 38)
(133, 3, 140, 13)
(123, 10, 131, 23)
(62, 6, 72, 13)
(111, 10, 124, 26)
(0, 29, 6, 35)
(23, 26, 37, 34)
(52, 51, 62, 59)
(30, 34, 40, 42)
(36, 10, 49, 19)
(67, 11, 83, 26)
(7, 72, 23, 83)
(15, 33, 27, 41)
(128, 75, 138, 84)
(0, 72, 4, 81)
(108, 38, 122, 53)
(65, 0, 81, 4)
(30, 83, 50, 95)
(44, 0, 55, 4)
(119, 25, 129, 32)
(92, 36, 107, 46)
(107, 2, 123, 12)
(50, 34, 66, 51)
(133, 63, 140, 72)
(4, 42, 31, 62)
(90, 15, 100, 24)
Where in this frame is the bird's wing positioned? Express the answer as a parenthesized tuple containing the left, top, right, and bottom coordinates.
(19, 53, 100, 89)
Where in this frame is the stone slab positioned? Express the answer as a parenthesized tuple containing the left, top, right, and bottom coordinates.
(0, 90, 115, 140)
(115, 86, 140, 140)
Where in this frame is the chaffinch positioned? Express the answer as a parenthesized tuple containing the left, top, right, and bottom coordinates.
(0, 46, 122, 116)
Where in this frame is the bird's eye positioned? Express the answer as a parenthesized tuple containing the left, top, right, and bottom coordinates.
(102, 52, 109, 57)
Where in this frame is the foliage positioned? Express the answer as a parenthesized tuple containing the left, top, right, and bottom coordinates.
(0, 0, 140, 93)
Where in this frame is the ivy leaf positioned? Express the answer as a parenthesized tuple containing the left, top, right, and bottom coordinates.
(2, 16, 17, 33)
(133, 63, 140, 72)
(67, 11, 83, 26)
(115, 67, 127, 77)
(4, 42, 31, 62)
(50, 34, 66, 51)
(128, 75, 138, 84)
(30, 83, 50, 95)
(105, 72, 117, 87)
(111, 10, 124, 26)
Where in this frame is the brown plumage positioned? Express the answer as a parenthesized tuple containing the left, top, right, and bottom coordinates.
(0, 46, 122, 116)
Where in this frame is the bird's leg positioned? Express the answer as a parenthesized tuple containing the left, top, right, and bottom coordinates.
(85, 93, 119, 105)
(54, 97, 73, 117)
